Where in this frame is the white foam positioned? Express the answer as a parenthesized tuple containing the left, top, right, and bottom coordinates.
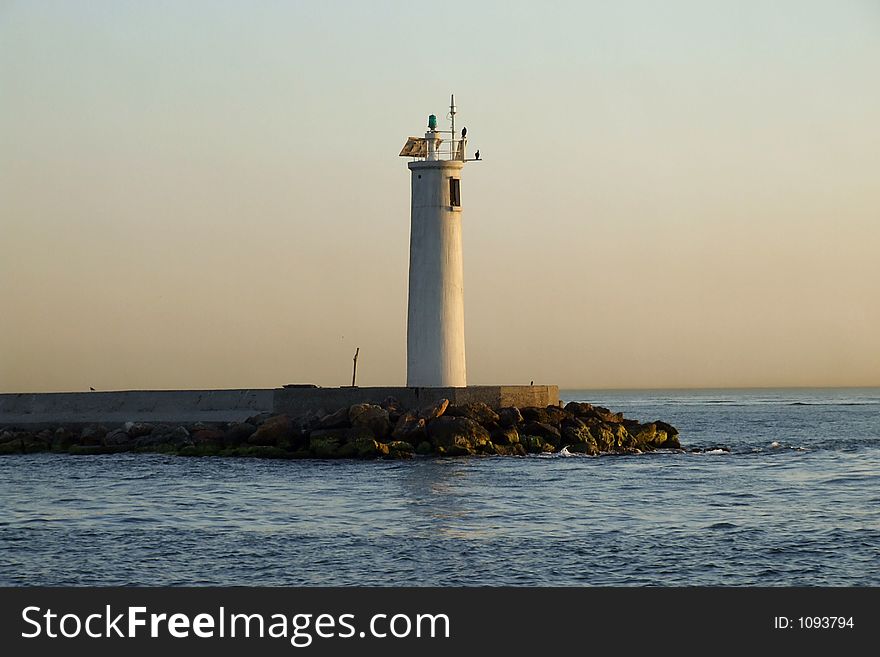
(536, 446, 577, 459)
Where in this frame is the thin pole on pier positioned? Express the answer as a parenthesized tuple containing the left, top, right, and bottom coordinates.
(351, 347, 360, 387)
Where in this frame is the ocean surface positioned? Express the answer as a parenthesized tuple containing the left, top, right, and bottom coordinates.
(1, 388, 878, 586)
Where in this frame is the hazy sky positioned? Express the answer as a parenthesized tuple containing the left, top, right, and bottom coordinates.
(1, 1, 878, 392)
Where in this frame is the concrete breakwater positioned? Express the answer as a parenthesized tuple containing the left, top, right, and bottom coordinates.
(0, 398, 680, 459)
(0, 386, 558, 425)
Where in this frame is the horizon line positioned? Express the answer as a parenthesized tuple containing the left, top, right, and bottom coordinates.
(2, 384, 879, 395)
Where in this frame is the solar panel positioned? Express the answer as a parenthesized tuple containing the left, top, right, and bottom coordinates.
(399, 137, 427, 157)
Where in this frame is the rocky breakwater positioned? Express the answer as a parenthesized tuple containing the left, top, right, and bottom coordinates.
(0, 399, 680, 459)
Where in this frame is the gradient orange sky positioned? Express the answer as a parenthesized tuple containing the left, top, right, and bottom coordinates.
(1, 1, 878, 392)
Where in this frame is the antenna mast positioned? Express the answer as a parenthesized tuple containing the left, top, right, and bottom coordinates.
(449, 93, 456, 151)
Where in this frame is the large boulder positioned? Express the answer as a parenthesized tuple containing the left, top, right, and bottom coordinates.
(491, 426, 520, 446)
(248, 415, 292, 446)
(191, 428, 225, 447)
(0, 433, 23, 454)
(521, 406, 571, 426)
(391, 412, 426, 443)
(445, 402, 499, 426)
(521, 435, 556, 453)
(654, 420, 678, 436)
(341, 425, 375, 443)
(316, 407, 350, 430)
(627, 421, 681, 450)
(560, 416, 589, 435)
(560, 418, 598, 452)
(546, 406, 571, 425)
(521, 421, 562, 447)
(52, 427, 78, 451)
(492, 443, 526, 456)
(168, 426, 193, 448)
(104, 428, 131, 446)
(348, 404, 392, 438)
(612, 424, 633, 449)
(602, 408, 625, 423)
(223, 422, 257, 446)
(245, 412, 274, 426)
(592, 425, 617, 452)
(497, 406, 523, 428)
(426, 416, 491, 456)
(418, 398, 449, 421)
(654, 421, 681, 448)
(310, 432, 343, 458)
(22, 430, 52, 453)
(79, 425, 107, 446)
(386, 440, 415, 459)
(291, 410, 322, 433)
(567, 442, 599, 455)
(380, 396, 402, 412)
(564, 401, 595, 417)
(187, 422, 212, 434)
(125, 422, 154, 438)
(520, 406, 551, 425)
(380, 397, 404, 424)
(352, 437, 390, 458)
(564, 402, 624, 424)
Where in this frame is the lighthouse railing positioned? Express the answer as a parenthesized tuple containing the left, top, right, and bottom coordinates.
(434, 135, 466, 161)
(401, 136, 467, 162)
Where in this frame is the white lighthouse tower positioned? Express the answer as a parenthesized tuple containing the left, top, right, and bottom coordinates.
(399, 96, 473, 387)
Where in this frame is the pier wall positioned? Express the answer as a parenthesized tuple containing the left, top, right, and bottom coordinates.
(273, 385, 559, 417)
(0, 386, 559, 427)
(0, 389, 274, 426)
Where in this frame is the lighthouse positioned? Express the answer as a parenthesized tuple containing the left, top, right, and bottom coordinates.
(399, 96, 472, 387)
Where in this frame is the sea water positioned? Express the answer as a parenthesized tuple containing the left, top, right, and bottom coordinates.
(1, 388, 878, 586)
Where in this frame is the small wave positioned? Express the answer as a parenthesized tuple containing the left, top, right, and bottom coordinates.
(788, 401, 878, 406)
(116, 516, 157, 524)
(704, 449, 729, 455)
(708, 522, 738, 530)
(535, 447, 598, 459)
(768, 442, 809, 452)
(122, 472, 159, 481)
(20, 517, 57, 524)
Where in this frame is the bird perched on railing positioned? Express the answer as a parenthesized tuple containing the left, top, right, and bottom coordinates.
(475, 150, 480, 160)
(461, 127, 467, 138)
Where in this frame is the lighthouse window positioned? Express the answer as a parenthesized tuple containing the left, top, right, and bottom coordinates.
(449, 178, 461, 207)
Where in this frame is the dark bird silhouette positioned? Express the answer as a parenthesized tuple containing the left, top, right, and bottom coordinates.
(474, 150, 480, 160)
(89, 387, 95, 391)
(461, 126, 467, 138)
